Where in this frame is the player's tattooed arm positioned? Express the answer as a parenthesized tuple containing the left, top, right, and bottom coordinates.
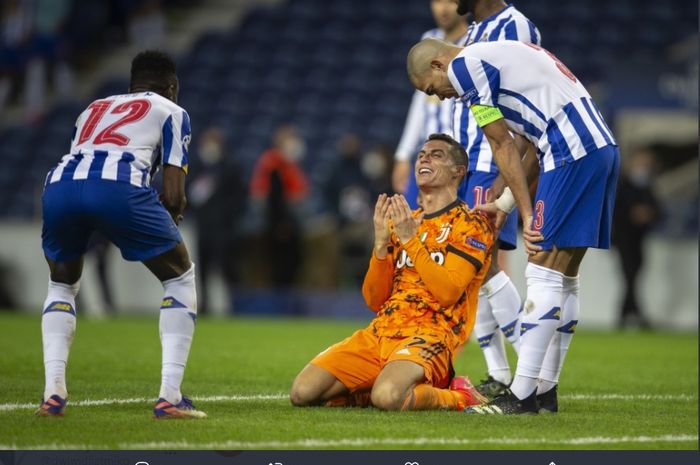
(161, 164, 187, 225)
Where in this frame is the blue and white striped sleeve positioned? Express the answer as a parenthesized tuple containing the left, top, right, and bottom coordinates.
(448, 56, 501, 108)
(501, 16, 542, 45)
(161, 109, 191, 173)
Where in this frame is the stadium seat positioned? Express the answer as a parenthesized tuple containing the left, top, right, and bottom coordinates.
(3, 0, 697, 220)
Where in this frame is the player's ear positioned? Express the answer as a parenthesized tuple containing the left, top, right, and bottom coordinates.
(430, 59, 445, 72)
(451, 164, 466, 179)
(167, 84, 178, 103)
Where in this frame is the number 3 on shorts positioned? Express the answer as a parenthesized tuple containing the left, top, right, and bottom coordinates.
(533, 200, 545, 230)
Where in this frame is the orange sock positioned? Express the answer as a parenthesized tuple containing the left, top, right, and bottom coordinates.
(401, 384, 466, 411)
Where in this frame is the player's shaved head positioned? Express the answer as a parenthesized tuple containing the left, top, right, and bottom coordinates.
(130, 50, 178, 98)
(406, 38, 457, 85)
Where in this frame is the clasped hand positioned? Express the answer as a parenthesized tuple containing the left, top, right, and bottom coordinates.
(373, 194, 423, 252)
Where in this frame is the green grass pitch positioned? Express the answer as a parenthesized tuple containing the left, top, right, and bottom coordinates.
(0, 313, 697, 450)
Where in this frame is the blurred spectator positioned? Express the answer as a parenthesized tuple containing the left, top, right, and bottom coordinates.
(323, 134, 387, 287)
(0, 0, 32, 113)
(324, 134, 372, 225)
(0, 258, 19, 309)
(0, 0, 177, 122)
(361, 143, 393, 197)
(126, 0, 165, 51)
(188, 127, 246, 315)
(249, 124, 309, 287)
(24, 0, 73, 120)
(613, 147, 662, 330)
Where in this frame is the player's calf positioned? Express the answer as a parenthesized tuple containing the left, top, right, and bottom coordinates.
(158, 263, 197, 405)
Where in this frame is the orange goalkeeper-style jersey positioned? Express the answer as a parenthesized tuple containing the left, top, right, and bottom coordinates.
(362, 198, 495, 353)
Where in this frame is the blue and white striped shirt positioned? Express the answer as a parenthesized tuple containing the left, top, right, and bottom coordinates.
(46, 92, 191, 188)
(448, 41, 616, 172)
(455, 3, 541, 173)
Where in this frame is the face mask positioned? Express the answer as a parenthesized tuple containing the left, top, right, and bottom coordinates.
(282, 138, 306, 162)
(199, 142, 222, 165)
(361, 150, 387, 180)
(629, 167, 651, 187)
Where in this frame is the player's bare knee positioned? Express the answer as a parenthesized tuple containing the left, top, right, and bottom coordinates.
(47, 259, 83, 285)
(371, 381, 409, 411)
(289, 379, 321, 407)
(144, 243, 192, 281)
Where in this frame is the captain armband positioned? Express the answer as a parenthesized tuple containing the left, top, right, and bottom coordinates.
(471, 104, 504, 127)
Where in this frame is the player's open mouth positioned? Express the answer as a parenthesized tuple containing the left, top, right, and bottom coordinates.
(418, 168, 433, 175)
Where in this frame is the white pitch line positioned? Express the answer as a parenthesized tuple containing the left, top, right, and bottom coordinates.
(0, 434, 696, 450)
(0, 393, 288, 412)
(563, 393, 697, 401)
(125, 434, 699, 449)
(0, 393, 695, 412)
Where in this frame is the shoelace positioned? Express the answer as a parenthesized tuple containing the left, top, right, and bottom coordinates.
(178, 396, 196, 409)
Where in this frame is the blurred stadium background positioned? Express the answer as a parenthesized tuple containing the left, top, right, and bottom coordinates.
(0, 0, 697, 331)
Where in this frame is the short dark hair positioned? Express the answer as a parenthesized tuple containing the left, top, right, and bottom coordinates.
(130, 50, 177, 91)
(427, 133, 468, 168)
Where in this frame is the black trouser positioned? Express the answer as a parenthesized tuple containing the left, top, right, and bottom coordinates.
(617, 240, 644, 321)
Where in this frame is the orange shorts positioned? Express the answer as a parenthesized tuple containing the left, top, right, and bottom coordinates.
(310, 328, 454, 392)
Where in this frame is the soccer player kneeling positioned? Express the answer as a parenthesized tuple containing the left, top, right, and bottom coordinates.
(290, 134, 494, 411)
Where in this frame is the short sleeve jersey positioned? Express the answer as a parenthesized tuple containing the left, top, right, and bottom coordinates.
(46, 92, 191, 188)
(448, 41, 616, 172)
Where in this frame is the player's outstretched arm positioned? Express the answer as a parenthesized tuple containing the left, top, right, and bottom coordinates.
(161, 164, 187, 225)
